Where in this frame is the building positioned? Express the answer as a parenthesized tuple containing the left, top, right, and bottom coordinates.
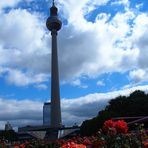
(5, 121, 13, 131)
(43, 102, 51, 126)
(46, 0, 62, 128)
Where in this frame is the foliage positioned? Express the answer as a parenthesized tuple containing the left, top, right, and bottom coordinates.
(81, 90, 148, 136)
(0, 130, 18, 141)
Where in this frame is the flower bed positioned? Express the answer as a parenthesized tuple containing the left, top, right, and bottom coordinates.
(0, 120, 148, 148)
(60, 120, 148, 148)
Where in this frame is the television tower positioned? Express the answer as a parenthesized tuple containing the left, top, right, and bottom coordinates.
(46, 0, 62, 128)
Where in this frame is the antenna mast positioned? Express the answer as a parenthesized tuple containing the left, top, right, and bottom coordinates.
(52, 0, 55, 6)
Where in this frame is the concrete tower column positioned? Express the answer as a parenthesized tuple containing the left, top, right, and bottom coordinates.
(46, 1, 62, 128)
(51, 29, 61, 127)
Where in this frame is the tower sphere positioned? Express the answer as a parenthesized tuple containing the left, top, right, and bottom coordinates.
(46, 5, 62, 31)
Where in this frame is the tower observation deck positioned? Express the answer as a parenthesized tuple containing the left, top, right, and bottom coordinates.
(46, 0, 62, 128)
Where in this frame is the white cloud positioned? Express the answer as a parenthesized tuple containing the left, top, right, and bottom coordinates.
(129, 69, 146, 83)
(70, 79, 88, 89)
(97, 80, 105, 86)
(111, 0, 129, 6)
(132, 13, 148, 70)
(58, 0, 110, 23)
(0, 98, 42, 129)
(135, 3, 143, 10)
(0, 9, 50, 87)
(62, 85, 148, 125)
(0, 0, 148, 88)
(0, 0, 35, 10)
(71, 79, 81, 86)
(57, 1, 148, 85)
(34, 84, 48, 90)
(0, 0, 20, 9)
(58, 9, 139, 80)
(0, 9, 47, 54)
(5, 69, 49, 86)
(126, 13, 148, 83)
(0, 85, 148, 129)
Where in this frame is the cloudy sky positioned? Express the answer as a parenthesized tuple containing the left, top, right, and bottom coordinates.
(0, 0, 148, 129)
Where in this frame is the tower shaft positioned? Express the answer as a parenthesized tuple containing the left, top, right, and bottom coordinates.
(51, 29, 61, 128)
(46, 1, 62, 128)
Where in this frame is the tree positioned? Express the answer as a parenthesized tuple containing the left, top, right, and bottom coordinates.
(80, 90, 148, 136)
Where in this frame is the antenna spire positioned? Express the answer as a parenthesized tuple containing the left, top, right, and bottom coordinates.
(52, 0, 55, 6)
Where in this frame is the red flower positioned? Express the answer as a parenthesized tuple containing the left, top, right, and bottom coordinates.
(20, 144, 25, 148)
(61, 142, 86, 148)
(115, 120, 128, 134)
(103, 120, 115, 131)
(143, 141, 148, 148)
(103, 120, 128, 134)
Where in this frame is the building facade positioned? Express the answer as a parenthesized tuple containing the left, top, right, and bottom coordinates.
(43, 102, 51, 126)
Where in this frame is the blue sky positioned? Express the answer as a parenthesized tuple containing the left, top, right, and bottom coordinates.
(0, 0, 148, 128)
